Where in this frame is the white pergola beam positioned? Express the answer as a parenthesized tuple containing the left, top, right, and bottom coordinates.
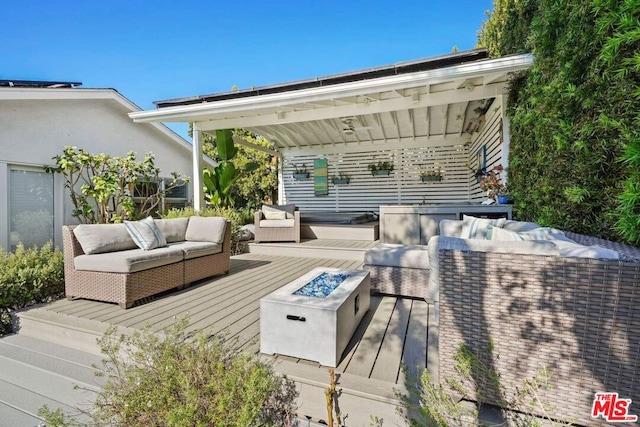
(458, 101, 470, 137)
(282, 134, 468, 156)
(195, 83, 506, 132)
(231, 136, 279, 156)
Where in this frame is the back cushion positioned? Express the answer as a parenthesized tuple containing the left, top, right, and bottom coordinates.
(460, 215, 506, 239)
(262, 204, 296, 219)
(185, 216, 227, 244)
(502, 220, 542, 232)
(155, 218, 189, 243)
(73, 224, 137, 254)
(439, 220, 463, 237)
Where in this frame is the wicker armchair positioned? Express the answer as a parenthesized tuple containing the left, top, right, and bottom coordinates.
(254, 205, 300, 243)
(429, 232, 640, 427)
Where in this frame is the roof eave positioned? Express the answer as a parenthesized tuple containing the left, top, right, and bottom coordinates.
(129, 53, 533, 124)
(153, 49, 489, 108)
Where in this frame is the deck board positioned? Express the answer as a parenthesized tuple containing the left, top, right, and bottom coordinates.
(336, 296, 382, 372)
(370, 298, 412, 383)
(342, 297, 396, 378)
(400, 300, 429, 385)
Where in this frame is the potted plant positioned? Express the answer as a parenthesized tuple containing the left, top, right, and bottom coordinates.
(331, 173, 351, 185)
(496, 185, 512, 204)
(293, 164, 310, 180)
(420, 168, 443, 182)
(367, 161, 394, 176)
(479, 165, 510, 202)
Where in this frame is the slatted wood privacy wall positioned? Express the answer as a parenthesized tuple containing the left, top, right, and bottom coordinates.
(282, 143, 470, 212)
(468, 97, 505, 202)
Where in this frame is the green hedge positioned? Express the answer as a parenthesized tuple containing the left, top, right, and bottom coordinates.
(0, 243, 65, 335)
(479, 0, 640, 245)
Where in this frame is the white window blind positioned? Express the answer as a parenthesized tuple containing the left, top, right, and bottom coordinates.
(9, 168, 54, 249)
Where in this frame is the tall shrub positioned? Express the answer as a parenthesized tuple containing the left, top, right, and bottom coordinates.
(46, 146, 189, 224)
(202, 129, 259, 208)
(195, 125, 278, 210)
(479, 0, 640, 244)
(477, 0, 538, 56)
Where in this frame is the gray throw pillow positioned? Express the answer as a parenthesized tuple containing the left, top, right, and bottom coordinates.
(124, 217, 167, 251)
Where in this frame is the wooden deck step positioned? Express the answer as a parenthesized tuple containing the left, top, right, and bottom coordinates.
(0, 334, 103, 424)
(301, 221, 379, 241)
(247, 238, 378, 261)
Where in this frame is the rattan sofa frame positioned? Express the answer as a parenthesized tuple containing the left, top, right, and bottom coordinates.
(62, 222, 231, 309)
(254, 210, 300, 243)
(367, 265, 429, 299)
(433, 232, 640, 427)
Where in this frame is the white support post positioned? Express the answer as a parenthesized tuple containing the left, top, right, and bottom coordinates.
(192, 123, 204, 212)
(277, 154, 285, 204)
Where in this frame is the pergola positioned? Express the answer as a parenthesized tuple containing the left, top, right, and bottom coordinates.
(129, 49, 533, 210)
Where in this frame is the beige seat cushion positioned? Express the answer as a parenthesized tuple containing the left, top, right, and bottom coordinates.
(185, 216, 227, 244)
(364, 243, 430, 269)
(74, 246, 184, 273)
(155, 218, 189, 243)
(168, 241, 222, 260)
(73, 224, 137, 255)
(259, 219, 295, 228)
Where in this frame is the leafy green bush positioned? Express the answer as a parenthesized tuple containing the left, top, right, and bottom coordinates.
(46, 146, 189, 224)
(0, 243, 64, 335)
(39, 319, 298, 426)
(164, 206, 254, 255)
(479, 0, 640, 244)
(197, 127, 278, 211)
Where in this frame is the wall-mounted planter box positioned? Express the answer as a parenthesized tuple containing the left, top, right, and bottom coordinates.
(332, 178, 351, 185)
(293, 173, 310, 180)
(371, 170, 392, 176)
(421, 175, 443, 182)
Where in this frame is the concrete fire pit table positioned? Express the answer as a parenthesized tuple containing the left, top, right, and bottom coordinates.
(260, 267, 370, 367)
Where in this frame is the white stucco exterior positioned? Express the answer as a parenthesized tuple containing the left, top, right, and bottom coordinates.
(0, 87, 200, 251)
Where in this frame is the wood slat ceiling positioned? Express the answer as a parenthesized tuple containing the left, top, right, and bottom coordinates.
(236, 74, 506, 152)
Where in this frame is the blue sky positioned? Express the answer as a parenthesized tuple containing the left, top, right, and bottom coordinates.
(3, 0, 494, 138)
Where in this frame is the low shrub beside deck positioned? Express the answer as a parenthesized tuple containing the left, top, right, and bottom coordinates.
(0, 243, 65, 335)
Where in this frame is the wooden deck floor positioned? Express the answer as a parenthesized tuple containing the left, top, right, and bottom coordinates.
(17, 253, 431, 424)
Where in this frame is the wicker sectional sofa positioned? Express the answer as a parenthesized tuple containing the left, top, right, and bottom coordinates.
(426, 219, 640, 427)
(63, 216, 231, 309)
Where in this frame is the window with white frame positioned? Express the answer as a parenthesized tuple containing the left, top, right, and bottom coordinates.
(133, 177, 188, 216)
(9, 167, 54, 250)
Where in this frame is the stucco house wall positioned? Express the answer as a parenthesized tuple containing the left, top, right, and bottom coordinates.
(0, 86, 196, 251)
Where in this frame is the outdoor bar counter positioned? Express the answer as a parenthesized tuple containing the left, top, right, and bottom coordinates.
(379, 204, 513, 244)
